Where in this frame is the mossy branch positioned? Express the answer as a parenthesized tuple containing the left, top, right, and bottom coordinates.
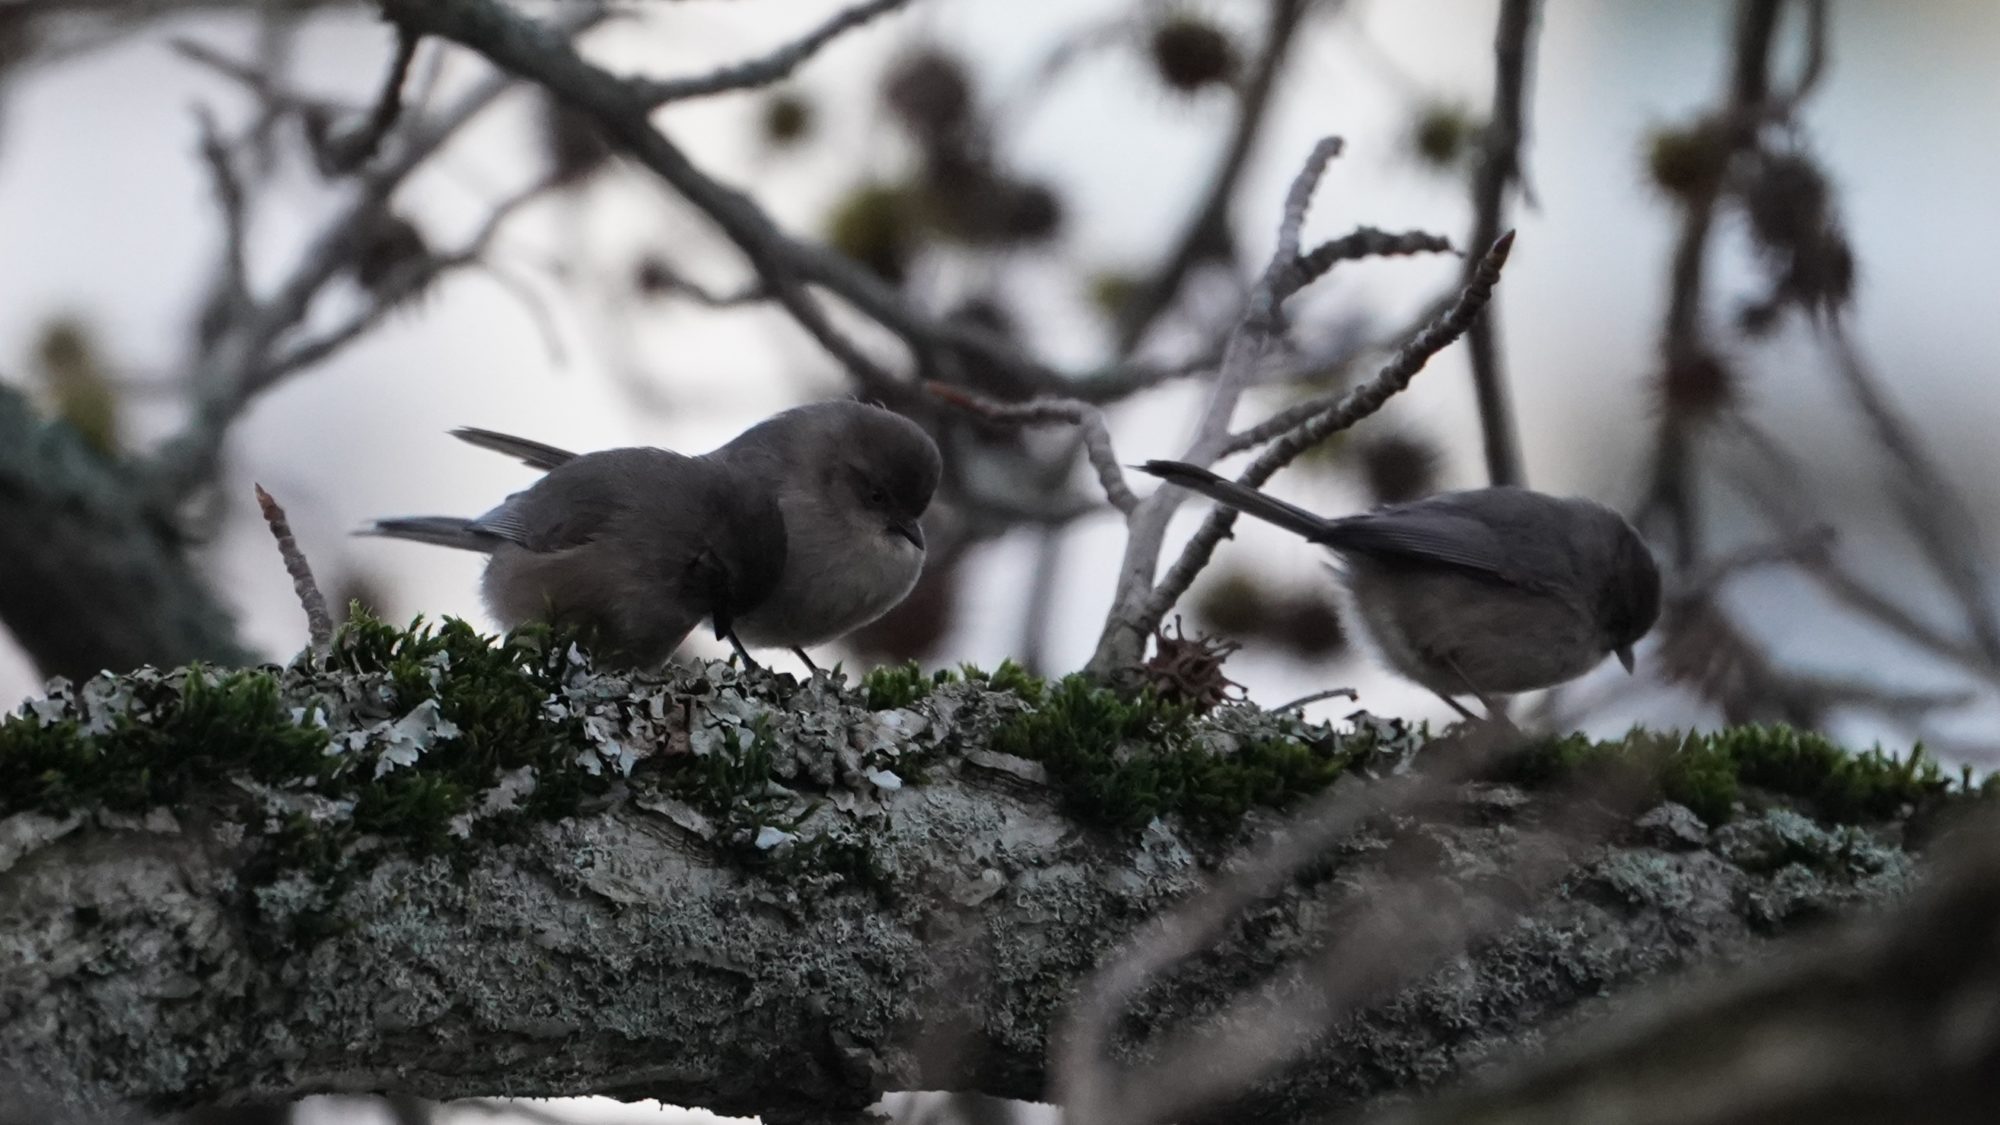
(0, 617, 1987, 1123)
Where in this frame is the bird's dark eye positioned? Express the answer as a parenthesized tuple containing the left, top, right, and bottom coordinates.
(869, 486, 889, 506)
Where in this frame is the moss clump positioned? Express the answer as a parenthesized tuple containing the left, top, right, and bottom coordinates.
(1506, 725, 1989, 828)
(861, 659, 1044, 711)
(0, 666, 331, 818)
(1720, 726, 1963, 822)
(861, 661, 954, 711)
(330, 614, 600, 834)
(989, 675, 1365, 836)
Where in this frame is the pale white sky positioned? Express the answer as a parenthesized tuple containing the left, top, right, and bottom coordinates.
(3, 0, 1999, 747)
(5, 3, 2000, 1123)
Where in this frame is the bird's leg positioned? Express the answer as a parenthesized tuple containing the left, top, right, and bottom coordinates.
(1430, 690, 1484, 725)
(1441, 656, 1513, 727)
(725, 631, 763, 673)
(791, 647, 823, 676)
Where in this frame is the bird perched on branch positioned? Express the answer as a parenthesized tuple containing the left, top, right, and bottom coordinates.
(364, 401, 940, 672)
(1140, 460, 1660, 721)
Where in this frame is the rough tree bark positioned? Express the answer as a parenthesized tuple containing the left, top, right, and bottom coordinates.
(0, 646, 1934, 1124)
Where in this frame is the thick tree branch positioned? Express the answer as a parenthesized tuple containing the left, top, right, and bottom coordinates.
(0, 657, 1930, 1124)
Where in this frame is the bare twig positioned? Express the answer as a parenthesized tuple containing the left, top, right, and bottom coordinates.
(926, 384, 1139, 514)
(1641, 0, 1783, 565)
(633, 0, 915, 105)
(1269, 686, 1358, 712)
(1767, 0, 1829, 116)
(154, 6, 610, 497)
(1115, 0, 1310, 354)
(171, 36, 321, 115)
(1677, 522, 1835, 594)
(1287, 226, 1456, 291)
(192, 107, 250, 306)
(1822, 322, 2000, 667)
(1085, 136, 1348, 673)
(1132, 232, 1516, 651)
(263, 173, 563, 380)
(637, 260, 770, 307)
(315, 23, 421, 174)
(254, 483, 332, 654)
(1461, 0, 1538, 486)
(374, 0, 1179, 409)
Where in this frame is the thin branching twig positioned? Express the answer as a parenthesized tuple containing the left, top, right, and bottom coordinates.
(1134, 232, 1516, 647)
(316, 23, 420, 174)
(634, 0, 916, 105)
(1460, 0, 1539, 486)
(1114, 0, 1310, 354)
(925, 385, 1139, 514)
(253, 483, 331, 654)
(1086, 136, 1350, 673)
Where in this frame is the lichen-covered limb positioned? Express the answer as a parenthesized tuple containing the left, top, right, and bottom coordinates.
(1366, 816, 2000, 1125)
(0, 635, 1932, 1124)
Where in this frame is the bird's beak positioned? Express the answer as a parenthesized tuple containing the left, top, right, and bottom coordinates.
(891, 519, 925, 551)
(1615, 644, 1637, 674)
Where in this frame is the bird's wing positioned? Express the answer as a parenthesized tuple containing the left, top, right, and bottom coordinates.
(467, 448, 670, 552)
(1320, 508, 1517, 577)
(451, 427, 579, 471)
(1323, 489, 1581, 593)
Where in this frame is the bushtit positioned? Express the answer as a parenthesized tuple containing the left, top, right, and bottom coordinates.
(1140, 460, 1661, 721)
(364, 401, 941, 670)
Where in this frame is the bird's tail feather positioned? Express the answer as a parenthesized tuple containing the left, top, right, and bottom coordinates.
(451, 427, 577, 471)
(360, 516, 502, 553)
(1139, 460, 1332, 541)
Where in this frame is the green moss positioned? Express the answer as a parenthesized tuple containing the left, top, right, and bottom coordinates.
(0, 666, 331, 818)
(974, 659, 1045, 704)
(862, 661, 955, 711)
(989, 675, 1364, 836)
(1720, 726, 1956, 822)
(1505, 725, 1985, 828)
(862, 658, 1044, 710)
(328, 613, 602, 832)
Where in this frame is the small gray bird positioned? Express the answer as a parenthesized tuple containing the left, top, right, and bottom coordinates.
(364, 401, 941, 671)
(1140, 460, 1661, 721)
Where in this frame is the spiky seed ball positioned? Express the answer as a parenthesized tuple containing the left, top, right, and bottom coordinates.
(1409, 102, 1476, 168)
(354, 213, 430, 294)
(826, 182, 920, 285)
(634, 256, 674, 297)
(882, 48, 973, 141)
(1141, 618, 1243, 714)
(1357, 432, 1442, 506)
(1000, 180, 1063, 243)
(761, 90, 814, 148)
(1088, 271, 1143, 323)
(1658, 346, 1738, 417)
(1273, 594, 1346, 658)
(1149, 14, 1237, 92)
(1742, 151, 1831, 254)
(1193, 570, 1272, 637)
(1646, 121, 1729, 201)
